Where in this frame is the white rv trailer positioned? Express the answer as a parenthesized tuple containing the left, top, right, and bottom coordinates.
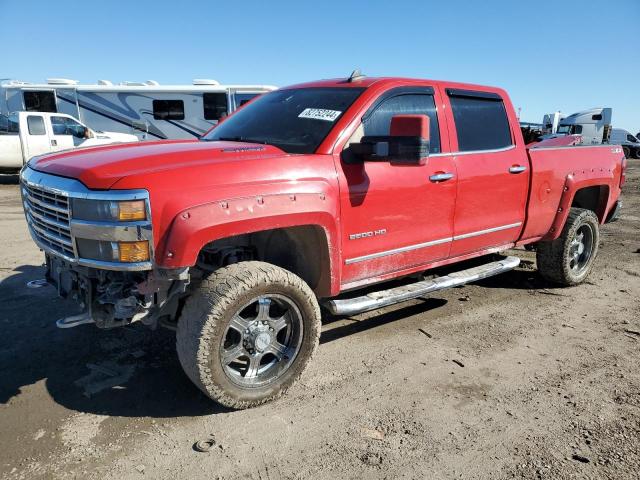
(0, 79, 276, 140)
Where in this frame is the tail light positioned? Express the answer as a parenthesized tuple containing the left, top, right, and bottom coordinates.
(620, 157, 627, 188)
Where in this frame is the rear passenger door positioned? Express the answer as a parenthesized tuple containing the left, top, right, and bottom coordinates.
(22, 115, 52, 160)
(444, 88, 528, 257)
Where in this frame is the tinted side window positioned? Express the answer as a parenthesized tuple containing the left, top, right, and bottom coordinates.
(51, 116, 68, 135)
(27, 116, 46, 135)
(8, 114, 19, 133)
(449, 93, 512, 151)
(24, 91, 57, 113)
(203, 93, 228, 121)
(363, 94, 441, 153)
(0, 114, 8, 134)
(152, 100, 185, 120)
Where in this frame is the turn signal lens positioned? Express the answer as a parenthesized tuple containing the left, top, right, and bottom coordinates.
(118, 241, 150, 263)
(118, 200, 146, 221)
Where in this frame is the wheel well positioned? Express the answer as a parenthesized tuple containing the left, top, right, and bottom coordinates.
(197, 225, 332, 297)
(571, 185, 609, 222)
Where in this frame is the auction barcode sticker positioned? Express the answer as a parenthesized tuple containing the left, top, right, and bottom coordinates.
(298, 108, 342, 122)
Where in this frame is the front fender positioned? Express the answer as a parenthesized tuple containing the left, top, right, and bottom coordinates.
(156, 192, 342, 295)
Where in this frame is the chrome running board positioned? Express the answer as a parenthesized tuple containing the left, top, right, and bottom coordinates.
(322, 256, 520, 316)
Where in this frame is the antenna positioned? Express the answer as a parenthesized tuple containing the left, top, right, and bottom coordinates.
(347, 69, 365, 83)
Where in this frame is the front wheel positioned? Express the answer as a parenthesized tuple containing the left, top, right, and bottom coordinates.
(176, 261, 321, 409)
(536, 208, 600, 286)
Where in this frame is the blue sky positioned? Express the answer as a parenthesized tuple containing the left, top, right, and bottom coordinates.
(1, 0, 639, 132)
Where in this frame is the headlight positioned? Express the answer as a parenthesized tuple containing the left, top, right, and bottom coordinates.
(72, 199, 147, 221)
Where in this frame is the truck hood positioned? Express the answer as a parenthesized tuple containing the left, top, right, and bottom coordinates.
(29, 140, 287, 189)
(92, 131, 139, 143)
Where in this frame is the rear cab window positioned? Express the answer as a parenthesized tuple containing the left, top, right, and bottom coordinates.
(447, 88, 512, 152)
(27, 116, 46, 135)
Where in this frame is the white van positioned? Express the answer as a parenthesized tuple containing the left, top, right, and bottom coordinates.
(610, 128, 640, 159)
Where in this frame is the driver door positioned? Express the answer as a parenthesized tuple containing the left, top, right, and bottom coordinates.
(50, 116, 86, 152)
(336, 88, 457, 287)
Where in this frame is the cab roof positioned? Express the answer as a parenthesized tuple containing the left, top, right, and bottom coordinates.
(282, 76, 506, 95)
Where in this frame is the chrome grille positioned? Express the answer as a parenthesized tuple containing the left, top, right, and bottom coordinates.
(22, 182, 74, 258)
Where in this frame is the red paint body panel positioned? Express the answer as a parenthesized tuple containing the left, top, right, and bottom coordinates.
(28, 77, 624, 297)
(523, 145, 623, 240)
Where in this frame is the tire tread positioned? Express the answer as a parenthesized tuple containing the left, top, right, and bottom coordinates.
(176, 261, 321, 409)
(536, 208, 599, 286)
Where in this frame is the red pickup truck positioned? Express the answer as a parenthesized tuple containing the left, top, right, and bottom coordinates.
(20, 73, 625, 408)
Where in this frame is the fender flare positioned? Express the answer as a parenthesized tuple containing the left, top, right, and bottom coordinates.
(542, 174, 611, 241)
(156, 192, 342, 296)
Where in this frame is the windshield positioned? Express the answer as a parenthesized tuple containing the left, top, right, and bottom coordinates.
(556, 124, 582, 135)
(0, 114, 19, 135)
(202, 87, 365, 154)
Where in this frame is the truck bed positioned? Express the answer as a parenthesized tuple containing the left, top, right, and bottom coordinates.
(521, 143, 624, 242)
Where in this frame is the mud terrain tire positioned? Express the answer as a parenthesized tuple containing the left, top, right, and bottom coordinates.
(176, 261, 321, 409)
(536, 208, 600, 286)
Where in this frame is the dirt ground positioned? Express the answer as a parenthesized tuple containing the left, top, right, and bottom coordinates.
(0, 162, 638, 480)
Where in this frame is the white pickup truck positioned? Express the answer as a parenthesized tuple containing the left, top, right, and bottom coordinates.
(0, 112, 138, 170)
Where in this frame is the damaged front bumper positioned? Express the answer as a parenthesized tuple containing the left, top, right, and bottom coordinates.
(46, 253, 190, 329)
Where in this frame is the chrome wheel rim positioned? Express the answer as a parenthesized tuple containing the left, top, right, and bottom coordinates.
(219, 294, 303, 388)
(568, 224, 594, 275)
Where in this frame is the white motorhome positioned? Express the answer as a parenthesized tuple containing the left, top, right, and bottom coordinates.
(0, 79, 276, 140)
(0, 111, 138, 170)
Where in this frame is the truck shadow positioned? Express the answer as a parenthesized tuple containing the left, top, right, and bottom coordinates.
(0, 173, 20, 185)
(0, 265, 225, 418)
(320, 297, 448, 344)
(0, 259, 559, 418)
(474, 262, 567, 291)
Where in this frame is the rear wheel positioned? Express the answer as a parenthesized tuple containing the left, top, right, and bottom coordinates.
(176, 261, 321, 409)
(536, 208, 599, 286)
(622, 146, 631, 158)
(634, 148, 640, 160)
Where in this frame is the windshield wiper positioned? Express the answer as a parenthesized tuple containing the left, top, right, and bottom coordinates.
(216, 136, 269, 145)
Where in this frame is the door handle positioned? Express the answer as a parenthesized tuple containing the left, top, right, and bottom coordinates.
(509, 165, 526, 174)
(429, 172, 454, 183)
(51, 140, 57, 146)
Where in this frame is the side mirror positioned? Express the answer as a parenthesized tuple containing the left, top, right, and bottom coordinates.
(351, 114, 431, 165)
